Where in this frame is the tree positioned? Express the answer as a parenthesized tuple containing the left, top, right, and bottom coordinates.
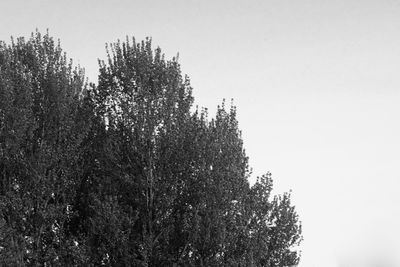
(0, 31, 302, 266)
(0, 31, 90, 265)
(89, 37, 302, 266)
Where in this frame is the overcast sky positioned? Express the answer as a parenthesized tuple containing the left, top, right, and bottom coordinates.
(2, 0, 400, 266)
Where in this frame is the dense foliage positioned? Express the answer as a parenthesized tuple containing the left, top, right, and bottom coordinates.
(0, 31, 302, 266)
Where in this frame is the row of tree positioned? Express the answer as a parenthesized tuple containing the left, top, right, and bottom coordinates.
(0, 31, 302, 266)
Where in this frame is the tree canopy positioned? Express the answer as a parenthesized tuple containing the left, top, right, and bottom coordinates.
(0, 31, 302, 266)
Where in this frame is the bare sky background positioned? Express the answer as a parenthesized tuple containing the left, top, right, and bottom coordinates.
(2, 0, 400, 266)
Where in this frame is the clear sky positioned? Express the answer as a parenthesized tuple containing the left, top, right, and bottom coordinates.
(2, 0, 400, 266)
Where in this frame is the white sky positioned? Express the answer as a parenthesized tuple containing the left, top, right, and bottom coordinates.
(2, 0, 400, 266)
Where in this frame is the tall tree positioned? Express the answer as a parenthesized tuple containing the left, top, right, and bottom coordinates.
(82, 37, 195, 266)
(90, 37, 302, 266)
(0, 31, 89, 265)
